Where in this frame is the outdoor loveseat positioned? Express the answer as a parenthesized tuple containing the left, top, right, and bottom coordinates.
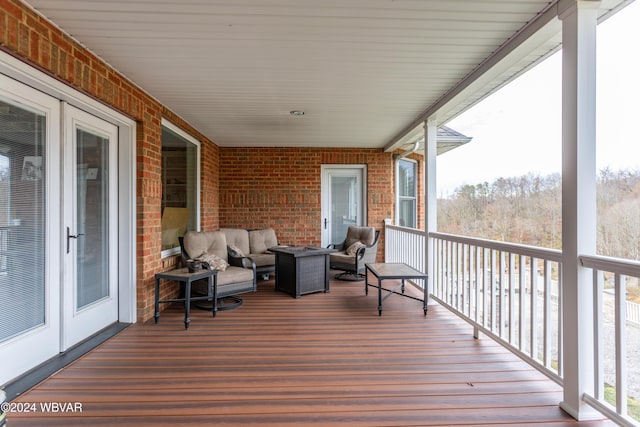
(221, 228, 282, 280)
(180, 230, 257, 306)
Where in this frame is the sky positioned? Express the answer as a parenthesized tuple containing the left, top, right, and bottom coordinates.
(436, 0, 640, 197)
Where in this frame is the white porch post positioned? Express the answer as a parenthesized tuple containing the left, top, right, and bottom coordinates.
(425, 118, 438, 302)
(559, 0, 600, 420)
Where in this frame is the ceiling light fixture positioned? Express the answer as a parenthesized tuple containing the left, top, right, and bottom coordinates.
(289, 110, 305, 116)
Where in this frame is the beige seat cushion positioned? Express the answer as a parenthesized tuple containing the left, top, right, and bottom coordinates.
(249, 252, 275, 267)
(221, 228, 251, 256)
(330, 252, 356, 264)
(217, 266, 255, 286)
(248, 228, 278, 254)
(183, 230, 228, 261)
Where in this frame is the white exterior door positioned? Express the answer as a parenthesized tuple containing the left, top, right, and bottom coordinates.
(0, 75, 62, 385)
(321, 165, 366, 247)
(61, 104, 119, 349)
(0, 53, 136, 386)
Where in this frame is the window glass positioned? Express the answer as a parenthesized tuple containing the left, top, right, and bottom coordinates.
(161, 123, 199, 253)
(0, 98, 46, 342)
(397, 159, 417, 228)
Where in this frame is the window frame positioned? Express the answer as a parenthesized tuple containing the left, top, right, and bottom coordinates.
(160, 119, 200, 258)
(395, 158, 417, 228)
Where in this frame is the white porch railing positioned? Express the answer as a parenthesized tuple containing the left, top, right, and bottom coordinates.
(579, 254, 640, 426)
(384, 223, 640, 426)
(384, 225, 426, 288)
(429, 231, 564, 383)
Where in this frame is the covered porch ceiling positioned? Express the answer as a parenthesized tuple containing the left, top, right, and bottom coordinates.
(22, 0, 627, 153)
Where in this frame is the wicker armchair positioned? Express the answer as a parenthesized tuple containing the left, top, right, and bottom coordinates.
(328, 226, 380, 281)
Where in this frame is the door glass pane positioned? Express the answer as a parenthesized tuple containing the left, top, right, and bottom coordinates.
(0, 99, 46, 342)
(76, 128, 109, 309)
(331, 175, 358, 243)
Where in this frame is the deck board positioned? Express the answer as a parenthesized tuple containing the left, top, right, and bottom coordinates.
(7, 276, 613, 426)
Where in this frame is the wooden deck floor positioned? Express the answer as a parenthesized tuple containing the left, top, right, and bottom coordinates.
(8, 276, 612, 426)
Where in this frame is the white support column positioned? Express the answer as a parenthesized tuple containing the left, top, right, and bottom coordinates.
(559, 0, 600, 420)
(425, 118, 438, 300)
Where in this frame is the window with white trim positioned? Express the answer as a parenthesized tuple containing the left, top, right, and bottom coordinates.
(396, 158, 417, 228)
(161, 120, 200, 255)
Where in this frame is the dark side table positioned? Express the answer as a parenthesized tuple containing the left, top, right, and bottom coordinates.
(154, 267, 218, 329)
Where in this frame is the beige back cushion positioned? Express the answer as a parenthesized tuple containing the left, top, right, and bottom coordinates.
(249, 228, 278, 254)
(345, 226, 375, 247)
(220, 228, 250, 256)
(183, 230, 228, 261)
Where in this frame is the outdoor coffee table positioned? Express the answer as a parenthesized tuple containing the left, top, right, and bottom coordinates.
(154, 267, 218, 329)
(365, 262, 428, 316)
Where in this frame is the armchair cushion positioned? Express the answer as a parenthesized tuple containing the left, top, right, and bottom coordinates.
(345, 226, 376, 247)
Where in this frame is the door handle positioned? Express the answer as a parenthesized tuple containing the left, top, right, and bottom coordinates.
(66, 226, 85, 254)
(324, 218, 328, 230)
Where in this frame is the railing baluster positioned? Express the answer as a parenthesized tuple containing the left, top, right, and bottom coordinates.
(530, 257, 538, 359)
(509, 253, 515, 345)
(557, 263, 563, 378)
(615, 273, 627, 417)
(482, 248, 493, 330)
(519, 254, 526, 351)
(475, 245, 481, 324)
(499, 251, 506, 338)
(543, 260, 551, 370)
(593, 268, 603, 400)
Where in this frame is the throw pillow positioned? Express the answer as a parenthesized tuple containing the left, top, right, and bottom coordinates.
(228, 244, 245, 258)
(196, 253, 229, 271)
(346, 241, 366, 256)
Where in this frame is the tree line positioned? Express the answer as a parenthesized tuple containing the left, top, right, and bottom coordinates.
(438, 168, 640, 261)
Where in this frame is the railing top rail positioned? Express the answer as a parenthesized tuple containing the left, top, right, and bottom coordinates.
(580, 254, 640, 278)
(429, 231, 563, 262)
(384, 224, 427, 237)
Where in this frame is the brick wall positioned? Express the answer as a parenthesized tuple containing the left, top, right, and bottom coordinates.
(219, 147, 395, 257)
(0, 0, 219, 322)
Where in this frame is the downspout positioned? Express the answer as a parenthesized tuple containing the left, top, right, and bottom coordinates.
(393, 138, 421, 159)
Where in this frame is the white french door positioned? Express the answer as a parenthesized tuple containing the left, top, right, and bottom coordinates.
(0, 55, 135, 386)
(0, 75, 61, 385)
(61, 104, 118, 349)
(321, 165, 366, 247)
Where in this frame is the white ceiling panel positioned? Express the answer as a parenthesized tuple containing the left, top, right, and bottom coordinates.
(21, 0, 629, 150)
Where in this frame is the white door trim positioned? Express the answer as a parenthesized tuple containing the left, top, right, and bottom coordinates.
(320, 164, 367, 247)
